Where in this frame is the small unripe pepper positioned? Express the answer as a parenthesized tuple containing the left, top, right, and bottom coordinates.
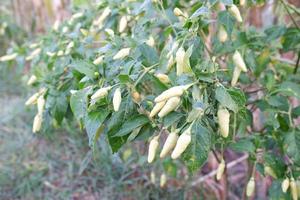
(62, 26, 69, 34)
(29, 43, 39, 49)
(167, 55, 175, 71)
(105, 28, 114, 37)
(65, 43, 72, 54)
(46, 51, 56, 57)
(231, 66, 242, 87)
(118, 16, 128, 33)
(37, 95, 46, 115)
(216, 159, 226, 181)
(173, 7, 185, 17)
(217, 107, 230, 138)
(57, 50, 64, 57)
(155, 73, 170, 84)
(26, 48, 41, 61)
(113, 48, 131, 60)
(27, 75, 37, 85)
(281, 178, 290, 193)
(131, 91, 141, 103)
(175, 47, 191, 76)
(33, 114, 42, 133)
(158, 96, 181, 118)
(171, 124, 193, 159)
(160, 173, 167, 188)
(113, 88, 122, 112)
(154, 85, 188, 103)
(246, 177, 255, 197)
(93, 55, 104, 65)
(150, 171, 156, 184)
(150, 101, 166, 118)
(80, 28, 89, 36)
(264, 165, 277, 178)
(240, 0, 246, 6)
(228, 4, 243, 22)
(147, 135, 160, 163)
(53, 20, 60, 31)
(0, 53, 18, 62)
(94, 7, 111, 27)
(25, 93, 40, 106)
(290, 178, 298, 200)
(146, 36, 155, 47)
(160, 131, 179, 158)
(71, 12, 84, 20)
(66, 41, 75, 50)
(218, 26, 228, 43)
(233, 50, 247, 72)
(91, 86, 111, 101)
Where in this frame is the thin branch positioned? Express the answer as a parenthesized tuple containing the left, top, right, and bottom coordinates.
(279, 0, 300, 29)
(245, 88, 264, 94)
(281, 0, 300, 16)
(271, 56, 296, 66)
(190, 154, 249, 186)
(157, 0, 178, 37)
(212, 149, 221, 163)
(199, 30, 213, 56)
(293, 51, 300, 74)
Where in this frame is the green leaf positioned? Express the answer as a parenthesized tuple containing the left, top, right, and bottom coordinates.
(189, 37, 205, 67)
(292, 106, 300, 118)
(113, 115, 149, 137)
(195, 72, 214, 83)
(215, 86, 238, 112)
(162, 112, 184, 128)
(285, 131, 300, 165)
(209, 0, 218, 5)
(127, 126, 142, 141)
(263, 109, 280, 129)
(190, 6, 209, 19)
(227, 88, 246, 108)
(47, 90, 68, 125)
(228, 138, 255, 153)
(78, 150, 92, 175)
(220, 0, 233, 5)
(255, 49, 270, 76)
(137, 44, 159, 67)
(135, 124, 155, 141)
(70, 59, 96, 79)
(163, 160, 178, 177)
(218, 11, 235, 34)
(264, 153, 286, 178)
(281, 27, 300, 52)
(264, 26, 286, 42)
(72, 0, 89, 7)
(85, 109, 110, 147)
(107, 96, 136, 152)
(182, 120, 212, 172)
(118, 74, 131, 84)
(268, 180, 290, 200)
(70, 87, 92, 125)
(268, 95, 288, 108)
(145, 73, 168, 93)
(278, 81, 300, 99)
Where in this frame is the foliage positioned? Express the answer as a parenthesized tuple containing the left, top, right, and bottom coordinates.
(1, 0, 300, 198)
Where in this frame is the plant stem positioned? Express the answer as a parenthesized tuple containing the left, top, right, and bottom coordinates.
(293, 51, 300, 74)
(157, 0, 178, 37)
(279, 0, 300, 29)
(212, 149, 221, 163)
(233, 113, 237, 139)
(134, 63, 158, 87)
(190, 154, 249, 186)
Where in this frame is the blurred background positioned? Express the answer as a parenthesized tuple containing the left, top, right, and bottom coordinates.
(0, 0, 299, 199)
